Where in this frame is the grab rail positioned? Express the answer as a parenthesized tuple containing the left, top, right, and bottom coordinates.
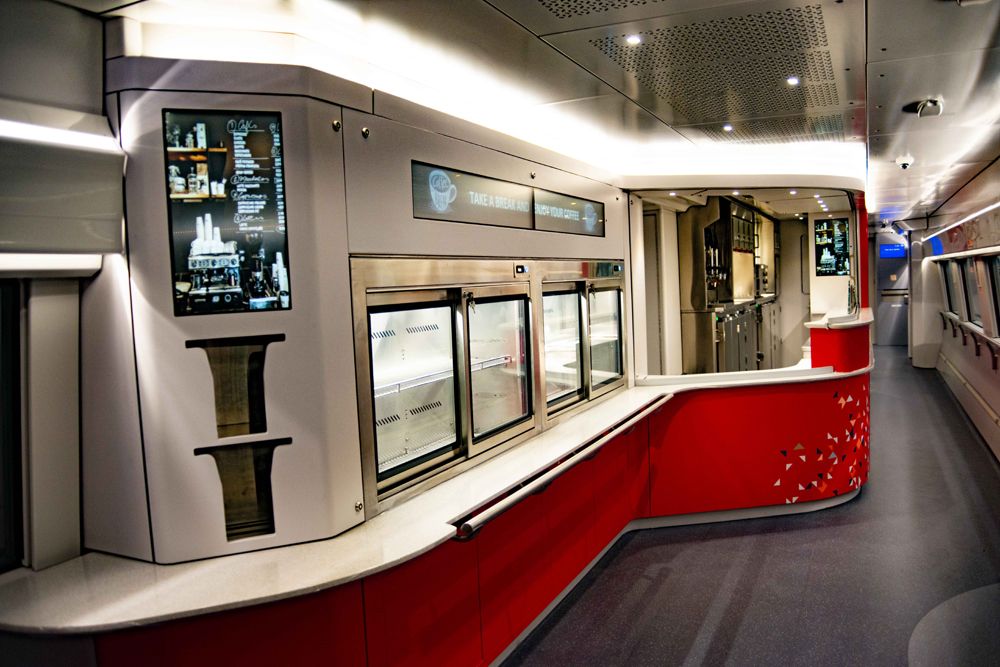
(452, 394, 672, 541)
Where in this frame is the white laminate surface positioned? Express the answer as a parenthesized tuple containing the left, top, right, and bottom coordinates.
(0, 363, 869, 634)
(804, 307, 875, 329)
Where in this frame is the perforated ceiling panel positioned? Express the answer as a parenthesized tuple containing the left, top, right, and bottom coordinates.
(699, 114, 844, 144)
(579, 3, 845, 138)
(538, 0, 669, 20)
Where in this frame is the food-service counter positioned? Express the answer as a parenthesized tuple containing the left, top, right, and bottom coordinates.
(0, 355, 873, 666)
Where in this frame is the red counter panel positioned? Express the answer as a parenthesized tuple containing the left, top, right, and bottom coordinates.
(627, 418, 651, 520)
(364, 538, 483, 667)
(544, 458, 597, 597)
(649, 375, 870, 517)
(811, 327, 871, 372)
(477, 492, 551, 665)
(592, 433, 631, 546)
(95, 581, 367, 667)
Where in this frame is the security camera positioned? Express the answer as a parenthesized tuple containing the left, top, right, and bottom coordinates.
(896, 155, 914, 169)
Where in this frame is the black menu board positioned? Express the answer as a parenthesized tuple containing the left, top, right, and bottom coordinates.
(814, 218, 851, 276)
(163, 110, 291, 316)
(534, 189, 605, 237)
(411, 162, 532, 229)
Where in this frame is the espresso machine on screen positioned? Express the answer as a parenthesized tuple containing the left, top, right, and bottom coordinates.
(187, 213, 244, 312)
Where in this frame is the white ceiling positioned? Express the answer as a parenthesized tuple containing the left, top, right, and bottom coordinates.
(58, 0, 1000, 227)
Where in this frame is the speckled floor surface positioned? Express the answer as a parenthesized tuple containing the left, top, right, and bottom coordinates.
(502, 347, 1000, 666)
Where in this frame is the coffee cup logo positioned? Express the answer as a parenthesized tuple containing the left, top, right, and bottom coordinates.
(429, 169, 457, 213)
(584, 203, 598, 231)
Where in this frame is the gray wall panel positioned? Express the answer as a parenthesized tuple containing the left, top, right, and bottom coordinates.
(342, 109, 627, 260)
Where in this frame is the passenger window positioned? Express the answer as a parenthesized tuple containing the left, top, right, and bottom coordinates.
(963, 260, 982, 326)
(990, 258, 1000, 329)
(943, 262, 957, 313)
(947, 262, 965, 316)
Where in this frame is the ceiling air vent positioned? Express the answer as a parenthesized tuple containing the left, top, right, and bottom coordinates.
(701, 115, 845, 145)
(537, 0, 668, 20)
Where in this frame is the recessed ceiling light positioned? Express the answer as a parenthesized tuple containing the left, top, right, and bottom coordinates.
(813, 194, 820, 198)
(818, 199, 824, 204)
(786, 76, 799, 85)
(790, 190, 797, 195)
(733, 191, 740, 195)
(828, 214, 833, 217)
(626, 35, 641, 45)
(723, 124, 733, 131)
(669, 191, 676, 196)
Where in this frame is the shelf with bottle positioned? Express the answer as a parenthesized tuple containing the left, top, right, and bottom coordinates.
(166, 147, 228, 153)
(170, 193, 228, 201)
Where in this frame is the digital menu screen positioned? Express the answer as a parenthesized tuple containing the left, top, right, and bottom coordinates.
(534, 189, 605, 237)
(815, 218, 851, 277)
(163, 109, 291, 316)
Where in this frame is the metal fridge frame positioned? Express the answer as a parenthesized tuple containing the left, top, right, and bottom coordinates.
(351, 256, 627, 519)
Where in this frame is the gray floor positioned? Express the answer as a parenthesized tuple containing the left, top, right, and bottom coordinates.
(502, 347, 1000, 666)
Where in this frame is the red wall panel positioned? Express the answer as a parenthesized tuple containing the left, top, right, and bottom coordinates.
(856, 192, 870, 309)
(649, 375, 871, 517)
(95, 581, 367, 667)
(364, 539, 483, 667)
(477, 492, 551, 665)
(811, 326, 871, 372)
(544, 459, 597, 597)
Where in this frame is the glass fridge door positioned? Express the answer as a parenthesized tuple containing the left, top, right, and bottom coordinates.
(542, 289, 585, 412)
(589, 286, 624, 392)
(369, 300, 461, 487)
(466, 289, 533, 455)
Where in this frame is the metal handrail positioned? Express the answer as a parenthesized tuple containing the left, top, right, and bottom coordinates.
(452, 394, 672, 541)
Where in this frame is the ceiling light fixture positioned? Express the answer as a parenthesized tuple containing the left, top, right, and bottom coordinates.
(626, 35, 641, 45)
(733, 191, 740, 195)
(786, 76, 800, 85)
(669, 191, 676, 196)
(814, 194, 820, 198)
(925, 200, 1000, 240)
(790, 190, 797, 195)
(0, 118, 121, 153)
(723, 124, 733, 131)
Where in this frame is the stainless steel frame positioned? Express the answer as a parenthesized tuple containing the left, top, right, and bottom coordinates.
(351, 256, 627, 519)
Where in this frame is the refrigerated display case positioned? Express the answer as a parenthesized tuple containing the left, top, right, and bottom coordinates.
(542, 288, 585, 413)
(368, 294, 462, 487)
(466, 285, 533, 457)
(589, 284, 624, 394)
(352, 257, 626, 518)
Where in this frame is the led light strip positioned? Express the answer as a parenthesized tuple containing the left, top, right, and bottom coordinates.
(0, 118, 122, 153)
(925, 200, 1000, 240)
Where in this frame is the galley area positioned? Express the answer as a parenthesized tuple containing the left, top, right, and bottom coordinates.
(0, 3, 876, 666)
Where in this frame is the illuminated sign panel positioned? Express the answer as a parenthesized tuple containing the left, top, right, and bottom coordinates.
(411, 162, 606, 237)
(411, 162, 532, 229)
(879, 243, 906, 258)
(533, 189, 605, 237)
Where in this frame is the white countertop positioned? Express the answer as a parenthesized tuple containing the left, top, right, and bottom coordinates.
(804, 307, 875, 330)
(0, 363, 863, 634)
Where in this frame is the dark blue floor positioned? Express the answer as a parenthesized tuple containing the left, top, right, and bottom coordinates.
(502, 347, 1000, 666)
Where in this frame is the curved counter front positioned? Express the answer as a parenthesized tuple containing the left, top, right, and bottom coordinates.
(0, 358, 873, 667)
